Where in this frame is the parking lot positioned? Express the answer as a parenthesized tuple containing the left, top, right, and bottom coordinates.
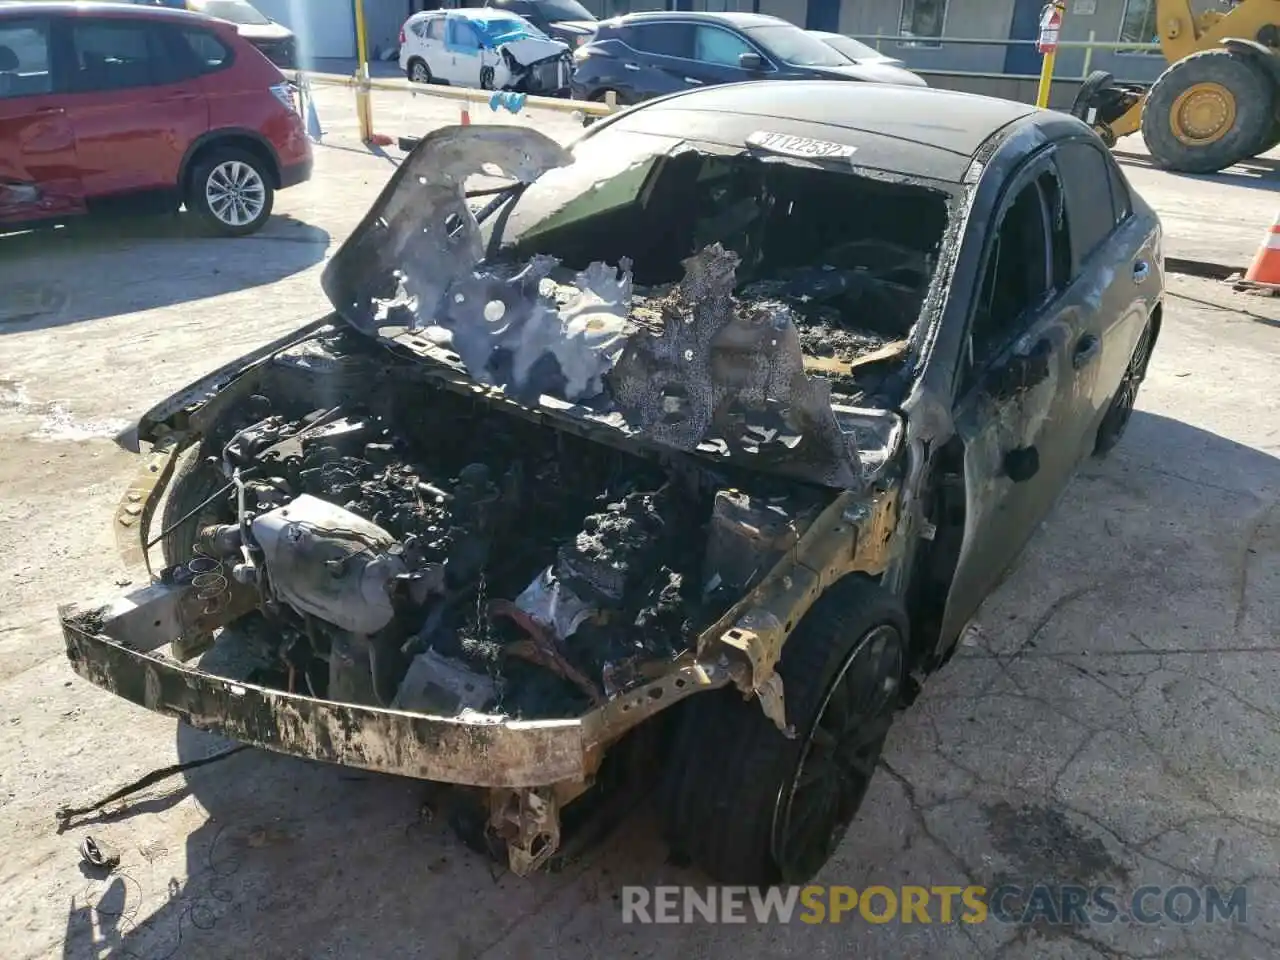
(1, 82, 1278, 960)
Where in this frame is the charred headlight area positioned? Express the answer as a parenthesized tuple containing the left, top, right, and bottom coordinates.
(502, 147, 951, 405)
(186, 342, 832, 719)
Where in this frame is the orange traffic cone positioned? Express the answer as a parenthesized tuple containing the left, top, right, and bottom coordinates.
(1241, 211, 1280, 288)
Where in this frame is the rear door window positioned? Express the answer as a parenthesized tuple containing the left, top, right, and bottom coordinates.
(425, 17, 446, 42)
(179, 27, 233, 73)
(693, 25, 753, 66)
(0, 20, 53, 98)
(65, 19, 172, 92)
(1054, 139, 1123, 270)
(627, 22, 695, 59)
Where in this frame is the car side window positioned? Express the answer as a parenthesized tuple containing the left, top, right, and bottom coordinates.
(1055, 140, 1121, 269)
(178, 28, 232, 74)
(425, 17, 446, 42)
(448, 18, 482, 50)
(693, 26, 753, 66)
(1104, 152, 1134, 223)
(628, 23, 695, 59)
(66, 19, 169, 92)
(968, 175, 1052, 376)
(0, 20, 53, 99)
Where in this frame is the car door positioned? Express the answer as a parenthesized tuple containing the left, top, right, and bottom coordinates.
(617, 22, 698, 100)
(938, 152, 1102, 642)
(1051, 137, 1157, 448)
(443, 15, 485, 86)
(57, 15, 209, 197)
(0, 16, 84, 222)
(418, 14, 449, 79)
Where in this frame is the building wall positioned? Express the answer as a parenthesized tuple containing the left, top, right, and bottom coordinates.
(362, 0, 412, 57)
(255, 0, 358, 59)
(536, 0, 1175, 84)
(842, 0, 1168, 84)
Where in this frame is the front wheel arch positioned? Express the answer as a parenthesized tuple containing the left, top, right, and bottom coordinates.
(658, 574, 909, 884)
(180, 130, 281, 195)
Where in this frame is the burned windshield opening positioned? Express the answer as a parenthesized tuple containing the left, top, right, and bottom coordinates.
(321, 126, 934, 489)
(489, 147, 950, 402)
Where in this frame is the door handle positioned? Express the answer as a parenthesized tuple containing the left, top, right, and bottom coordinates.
(1072, 333, 1100, 370)
(32, 106, 65, 116)
(1133, 260, 1150, 283)
(684, 76, 702, 84)
(624, 62, 640, 71)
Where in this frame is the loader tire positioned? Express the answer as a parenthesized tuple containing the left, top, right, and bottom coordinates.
(1070, 69, 1115, 123)
(1142, 49, 1274, 173)
(658, 576, 907, 885)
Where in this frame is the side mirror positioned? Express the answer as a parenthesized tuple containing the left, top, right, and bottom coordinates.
(1003, 446, 1040, 483)
(738, 51, 765, 71)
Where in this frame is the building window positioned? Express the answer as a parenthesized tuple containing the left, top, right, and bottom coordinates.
(898, 0, 947, 49)
(1119, 0, 1159, 53)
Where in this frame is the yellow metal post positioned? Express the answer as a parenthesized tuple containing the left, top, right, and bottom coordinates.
(1036, 48, 1057, 107)
(353, 0, 373, 142)
(1034, 1, 1065, 109)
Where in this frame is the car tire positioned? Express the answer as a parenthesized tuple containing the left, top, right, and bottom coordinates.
(658, 575, 908, 885)
(407, 57, 432, 84)
(480, 65, 495, 90)
(1141, 49, 1275, 173)
(159, 441, 227, 569)
(1094, 318, 1155, 457)
(187, 148, 275, 237)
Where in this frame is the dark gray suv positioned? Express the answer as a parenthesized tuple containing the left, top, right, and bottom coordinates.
(570, 11, 924, 105)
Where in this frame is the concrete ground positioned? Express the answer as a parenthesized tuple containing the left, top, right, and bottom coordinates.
(0, 85, 1277, 960)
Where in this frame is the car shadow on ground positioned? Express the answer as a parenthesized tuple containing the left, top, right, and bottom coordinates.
(0, 214, 330, 334)
(56, 409, 1279, 960)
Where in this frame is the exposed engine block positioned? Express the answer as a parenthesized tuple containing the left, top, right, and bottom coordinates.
(250, 494, 408, 636)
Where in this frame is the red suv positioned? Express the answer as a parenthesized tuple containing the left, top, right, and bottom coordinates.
(0, 1, 311, 236)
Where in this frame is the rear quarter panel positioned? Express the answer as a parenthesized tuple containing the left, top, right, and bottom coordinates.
(200, 29, 307, 170)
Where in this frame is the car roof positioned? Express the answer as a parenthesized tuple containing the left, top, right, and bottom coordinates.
(611, 11, 788, 27)
(610, 81, 1041, 183)
(0, 1, 213, 23)
(445, 7, 525, 19)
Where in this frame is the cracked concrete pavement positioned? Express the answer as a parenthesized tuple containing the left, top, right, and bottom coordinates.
(0, 85, 1278, 960)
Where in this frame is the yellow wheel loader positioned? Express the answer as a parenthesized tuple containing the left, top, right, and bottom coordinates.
(1070, 0, 1280, 173)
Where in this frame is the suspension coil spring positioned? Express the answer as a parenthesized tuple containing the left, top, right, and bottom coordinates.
(186, 543, 229, 616)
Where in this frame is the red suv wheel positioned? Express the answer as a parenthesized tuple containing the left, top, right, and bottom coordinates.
(187, 147, 275, 237)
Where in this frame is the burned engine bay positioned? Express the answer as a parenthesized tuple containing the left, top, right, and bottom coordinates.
(175, 126, 951, 721)
(183, 355, 833, 720)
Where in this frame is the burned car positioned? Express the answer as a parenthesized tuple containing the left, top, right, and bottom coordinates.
(60, 81, 1163, 885)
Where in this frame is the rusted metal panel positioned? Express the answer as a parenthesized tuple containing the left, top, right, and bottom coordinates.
(61, 614, 588, 788)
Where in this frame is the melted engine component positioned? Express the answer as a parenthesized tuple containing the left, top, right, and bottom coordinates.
(251, 495, 409, 635)
(702, 489, 809, 596)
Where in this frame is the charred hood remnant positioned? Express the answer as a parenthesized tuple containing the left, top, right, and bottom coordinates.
(322, 125, 953, 490)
